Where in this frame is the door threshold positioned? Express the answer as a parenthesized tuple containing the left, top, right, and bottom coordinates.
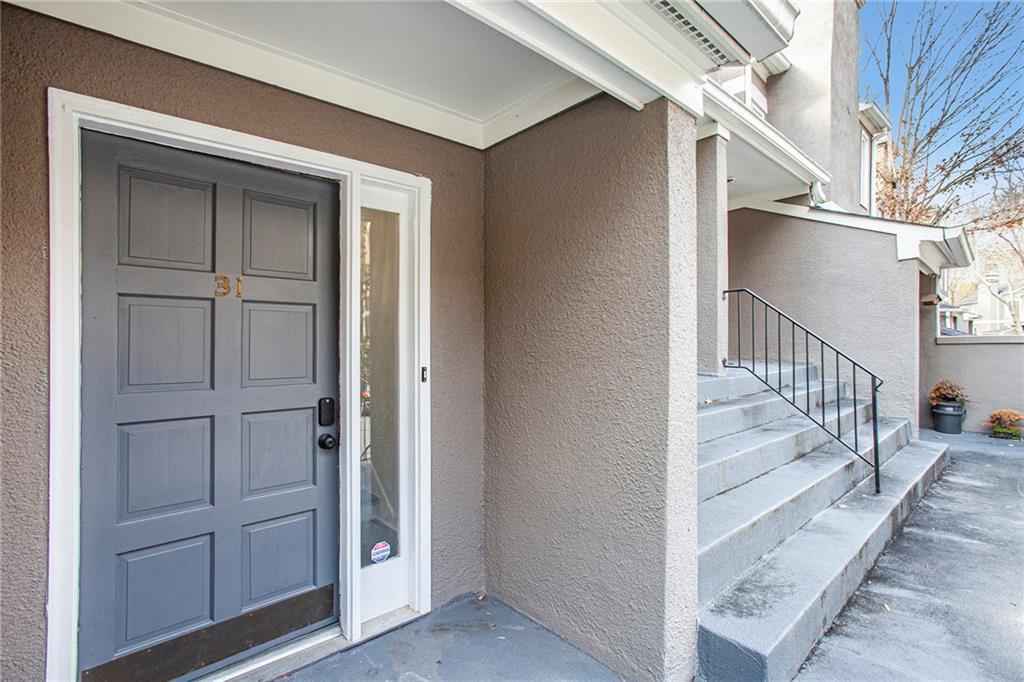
(200, 607, 426, 682)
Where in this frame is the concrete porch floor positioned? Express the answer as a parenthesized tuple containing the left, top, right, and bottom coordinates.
(282, 597, 619, 681)
(797, 429, 1024, 681)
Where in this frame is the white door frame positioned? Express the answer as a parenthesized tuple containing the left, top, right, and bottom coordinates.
(46, 88, 432, 680)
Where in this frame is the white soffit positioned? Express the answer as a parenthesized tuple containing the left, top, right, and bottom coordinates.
(14, 0, 611, 148)
(702, 80, 830, 207)
(725, 136, 807, 206)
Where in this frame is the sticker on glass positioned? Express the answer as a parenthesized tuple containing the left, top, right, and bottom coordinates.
(370, 541, 391, 563)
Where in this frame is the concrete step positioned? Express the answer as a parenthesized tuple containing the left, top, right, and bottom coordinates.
(698, 439, 949, 682)
(698, 416, 910, 604)
(699, 365, 819, 405)
(698, 381, 845, 444)
(698, 398, 874, 503)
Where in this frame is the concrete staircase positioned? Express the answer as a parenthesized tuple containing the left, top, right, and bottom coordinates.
(696, 366, 948, 682)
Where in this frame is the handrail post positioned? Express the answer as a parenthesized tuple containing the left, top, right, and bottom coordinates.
(871, 375, 881, 494)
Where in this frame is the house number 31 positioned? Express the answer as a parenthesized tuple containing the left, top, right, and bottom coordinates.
(214, 275, 244, 298)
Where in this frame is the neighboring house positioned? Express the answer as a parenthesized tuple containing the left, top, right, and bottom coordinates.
(959, 272, 1024, 336)
(937, 302, 978, 336)
(0, 2, 979, 682)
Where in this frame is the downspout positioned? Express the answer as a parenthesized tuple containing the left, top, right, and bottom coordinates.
(808, 180, 827, 207)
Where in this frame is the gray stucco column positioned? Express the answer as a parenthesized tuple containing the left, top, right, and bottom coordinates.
(483, 96, 698, 681)
(696, 130, 729, 375)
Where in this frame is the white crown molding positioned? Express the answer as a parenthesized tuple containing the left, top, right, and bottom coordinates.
(482, 76, 602, 148)
(12, 0, 605, 149)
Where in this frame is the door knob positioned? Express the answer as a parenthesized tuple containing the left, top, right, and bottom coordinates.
(318, 433, 337, 450)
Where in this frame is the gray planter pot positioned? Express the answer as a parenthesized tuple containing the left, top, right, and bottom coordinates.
(932, 401, 966, 434)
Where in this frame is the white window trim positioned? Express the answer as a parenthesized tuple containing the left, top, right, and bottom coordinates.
(46, 87, 432, 680)
(859, 128, 872, 210)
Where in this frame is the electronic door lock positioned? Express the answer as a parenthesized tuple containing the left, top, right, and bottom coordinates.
(317, 433, 338, 450)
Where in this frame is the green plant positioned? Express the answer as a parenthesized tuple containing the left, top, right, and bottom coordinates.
(928, 379, 969, 406)
(987, 409, 1024, 439)
(987, 409, 1024, 428)
(993, 424, 1022, 439)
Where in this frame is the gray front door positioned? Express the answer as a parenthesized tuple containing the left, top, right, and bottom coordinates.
(79, 131, 340, 680)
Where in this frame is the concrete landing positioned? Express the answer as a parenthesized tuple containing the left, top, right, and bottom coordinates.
(282, 597, 619, 681)
(797, 430, 1024, 681)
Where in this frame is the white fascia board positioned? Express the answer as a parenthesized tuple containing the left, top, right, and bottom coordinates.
(704, 80, 831, 185)
(521, 0, 708, 118)
(737, 199, 976, 270)
(448, 0, 657, 112)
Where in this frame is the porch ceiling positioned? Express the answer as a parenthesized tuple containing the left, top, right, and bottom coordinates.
(725, 135, 808, 206)
(15, 0, 789, 149)
(17, 0, 622, 148)
(151, 1, 582, 123)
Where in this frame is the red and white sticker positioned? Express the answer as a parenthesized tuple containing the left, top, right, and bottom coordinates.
(370, 541, 391, 563)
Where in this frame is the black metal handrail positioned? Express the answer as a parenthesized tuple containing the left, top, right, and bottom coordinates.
(723, 288, 883, 493)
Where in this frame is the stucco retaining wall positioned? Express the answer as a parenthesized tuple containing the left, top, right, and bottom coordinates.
(483, 96, 699, 680)
(919, 308, 1024, 433)
(1, 6, 485, 677)
(729, 209, 921, 432)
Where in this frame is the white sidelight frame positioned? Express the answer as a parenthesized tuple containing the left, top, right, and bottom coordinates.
(356, 181, 427, 623)
(45, 88, 432, 680)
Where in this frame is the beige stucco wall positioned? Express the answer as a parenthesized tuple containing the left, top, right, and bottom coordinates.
(1, 6, 485, 677)
(696, 134, 729, 375)
(483, 95, 699, 680)
(919, 307, 1024, 432)
(767, 0, 863, 211)
(729, 209, 921, 431)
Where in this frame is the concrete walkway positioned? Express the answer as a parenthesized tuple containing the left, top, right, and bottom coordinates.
(797, 430, 1024, 681)
(282, 597, 619, 681)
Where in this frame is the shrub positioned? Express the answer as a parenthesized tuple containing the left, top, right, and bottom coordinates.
(928, 379, 968, 406)
(986, 409, 1024, 429)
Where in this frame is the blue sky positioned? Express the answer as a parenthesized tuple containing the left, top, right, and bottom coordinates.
(858, 1, 1023, 215)
(859, 1, 995, 116)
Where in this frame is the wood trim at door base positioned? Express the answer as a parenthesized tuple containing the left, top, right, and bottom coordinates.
(81, 585, 334, 682)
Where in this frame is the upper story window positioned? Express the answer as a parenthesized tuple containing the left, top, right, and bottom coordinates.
(859, 129, 872, 210)
(858, 103, 891, 215)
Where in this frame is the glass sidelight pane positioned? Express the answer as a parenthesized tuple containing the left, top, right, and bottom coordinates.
(360, 208, 401, 567)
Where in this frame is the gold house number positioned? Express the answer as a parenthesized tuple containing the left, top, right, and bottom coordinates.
(214, 274, 231, 296)
(214, 275, 244, 298)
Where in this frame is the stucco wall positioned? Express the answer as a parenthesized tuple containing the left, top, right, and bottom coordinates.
(483, 96, 699, 680)
(696, 134, 729, 375)
(729, 209, 921, 431)
(1, 6, 485, 677)
(919, 307, 1024, 432)
(767, 0, 863, 211)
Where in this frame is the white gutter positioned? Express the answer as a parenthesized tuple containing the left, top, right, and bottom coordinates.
(738, 199, 975, 272)
(695, 0, 800, 60)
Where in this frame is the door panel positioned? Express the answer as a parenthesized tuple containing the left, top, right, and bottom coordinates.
(80, 131, 340, 679)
